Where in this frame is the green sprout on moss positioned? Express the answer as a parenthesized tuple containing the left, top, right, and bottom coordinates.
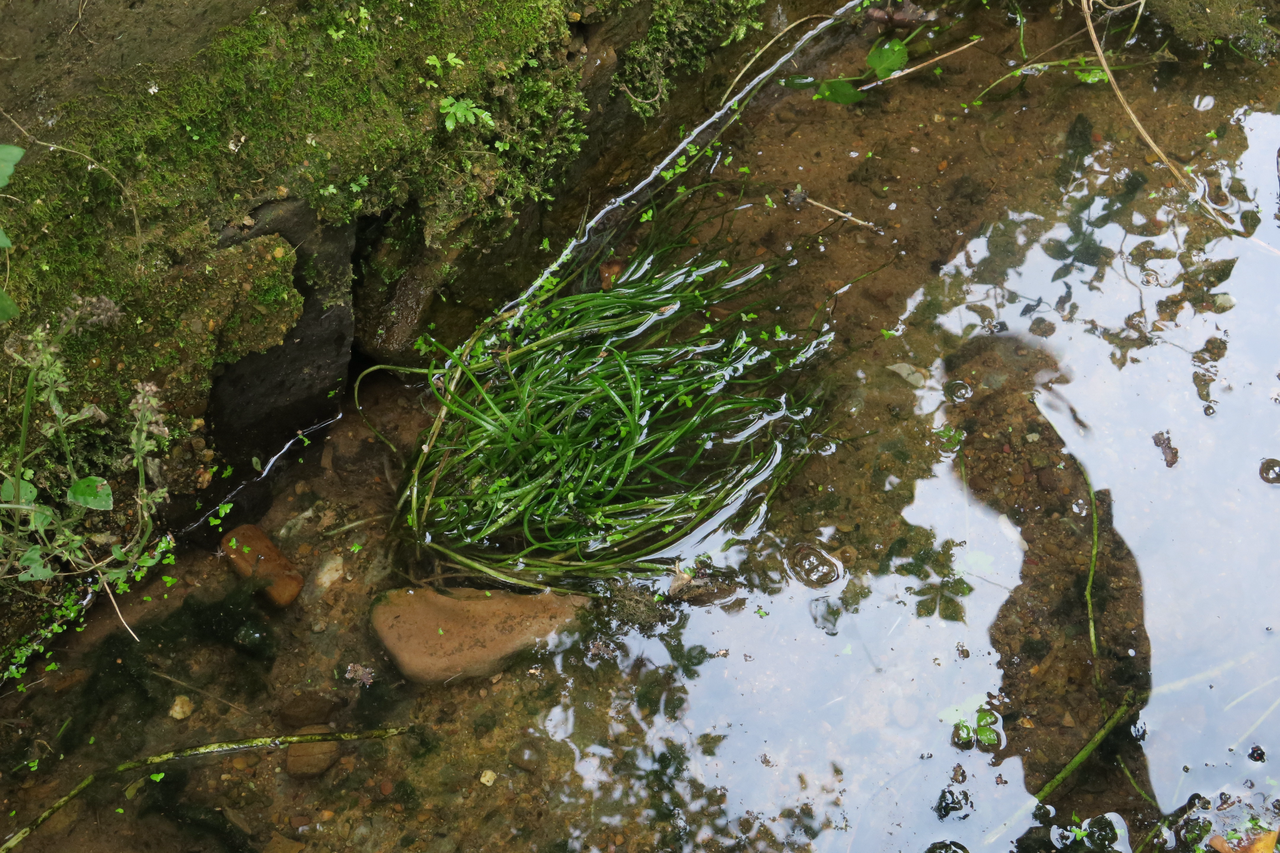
(439, 97, 494, 132)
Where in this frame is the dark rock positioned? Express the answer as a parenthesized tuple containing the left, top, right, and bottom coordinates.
(193, 200, 355, 536)
(279, 691, 343, 729)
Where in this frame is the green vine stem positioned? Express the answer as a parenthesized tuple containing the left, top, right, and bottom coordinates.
(0, 726, 412, 852)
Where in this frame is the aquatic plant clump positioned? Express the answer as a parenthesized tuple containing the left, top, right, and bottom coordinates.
(387, 224, 830, 587)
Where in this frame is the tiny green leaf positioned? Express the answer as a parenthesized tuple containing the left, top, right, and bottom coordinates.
(814, 79, 866, 105)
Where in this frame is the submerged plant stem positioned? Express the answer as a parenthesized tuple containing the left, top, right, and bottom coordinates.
(1034, 691, 1137, 802)
(0, 727, 411, 852)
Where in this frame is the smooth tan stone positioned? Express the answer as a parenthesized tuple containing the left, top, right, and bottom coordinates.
(285, 725, 339, 779)
(371, 588, 587, 684)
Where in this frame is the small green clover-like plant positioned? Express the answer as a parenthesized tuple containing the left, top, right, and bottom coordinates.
(953, 707, 1001, 748)
(425, 53, 465, 74)
(1074, 67, 1107, 84)
(439, 97, 494, 132)
(913, 576, 974, 621)
(934, 424, 965, 453)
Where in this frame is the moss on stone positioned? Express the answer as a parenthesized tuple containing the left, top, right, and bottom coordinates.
(1145, 0, 1277, 53)
(607, 0, 767, 116)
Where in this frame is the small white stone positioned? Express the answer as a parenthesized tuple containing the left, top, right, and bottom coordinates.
(479, 770, 497, 787)
(169, 695, 195, 720)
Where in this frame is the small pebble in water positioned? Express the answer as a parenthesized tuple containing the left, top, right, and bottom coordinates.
(479, 770, 497, 786)
(508, 738, 544, 772)
(169, 695, 195, 720)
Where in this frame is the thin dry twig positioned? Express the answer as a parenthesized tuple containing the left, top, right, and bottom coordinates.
(857, 36, 985, 92)
(1079, 0, 1193, 195)
(804, 197, 879, 231)
(720, 14, 835, 107)
(68, 0, 90, 34)
(146, 670, 253, 716)
(95, 571, 139, 643)
(619, 80, 664, 106)
(0, 107, 142, 266)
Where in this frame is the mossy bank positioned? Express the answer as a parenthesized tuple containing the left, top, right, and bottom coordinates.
(0, 0, 767, 684)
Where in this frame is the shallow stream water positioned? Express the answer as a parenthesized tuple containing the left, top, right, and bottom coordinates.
(3, 5, 1280, 853)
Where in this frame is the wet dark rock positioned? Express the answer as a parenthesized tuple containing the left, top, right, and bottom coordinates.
(508, 738, 545, 772)
(1249, 745, 1266, 762)
(285, 725, 340, 779)
(1028, 317, 1056, 338)
(279, 691, 342, 729)
(371, 588, 587, 684)
(1152, 431, 1179, 468)
(189, 200, 356, 537)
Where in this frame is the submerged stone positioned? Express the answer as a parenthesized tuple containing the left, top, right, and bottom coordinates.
(279, 691, 342, 729)
(221, 524, 304, 608)
(285, 725, 339, 779)
(371, 588, 587, 684)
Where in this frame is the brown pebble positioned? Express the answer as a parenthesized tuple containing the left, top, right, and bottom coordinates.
(222, 525, 304, 608)
(1009, 474, 1024, 486)
(289, 815, 309, 829)
(285, 725, 339, 779)
(279, 691, 342, 729)
(232, 757, 248, 771)
(380, 780, 394, 796)
(1042, 542, 1060, 557)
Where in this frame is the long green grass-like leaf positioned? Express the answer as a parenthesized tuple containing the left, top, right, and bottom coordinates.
(382, 196, 831, 588)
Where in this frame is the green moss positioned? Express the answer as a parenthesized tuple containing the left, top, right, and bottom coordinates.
(2, 0, 592, 446)
(608, 0, 766, 117)
(1145, 0, 1277, 53)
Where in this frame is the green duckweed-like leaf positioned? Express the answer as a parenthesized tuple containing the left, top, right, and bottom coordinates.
(866, 39, 908, 80)
(814, 80, 866, 105)
(0, 287, 16, 324)
(779, 75, 819, 89)
(16, 547, 53, 582)
(67, 476, 113, 510)
(0, 145, 23, 189)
